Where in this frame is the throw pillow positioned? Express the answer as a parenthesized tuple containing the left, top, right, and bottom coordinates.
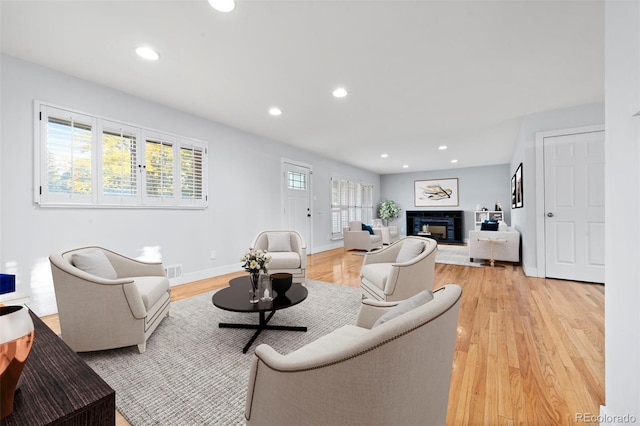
(267, 233, 292, 252)
(372, 290, 435, 328)
(395, 239, 425, 263)
(361, 223, 375, 235)
(71, 250, 118, 279)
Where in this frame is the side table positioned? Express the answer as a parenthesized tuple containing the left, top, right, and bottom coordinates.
(476, 237, 508, 268)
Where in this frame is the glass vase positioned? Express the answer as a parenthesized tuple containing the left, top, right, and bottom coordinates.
(249, 272, 260, 304)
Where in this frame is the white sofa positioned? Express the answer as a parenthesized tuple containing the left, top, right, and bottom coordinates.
(343, 221, 383, 251)
(251, 230, 306, 283)
(468, 228, 521, 263)
(244, 284, 462, 426)
(49, 246, 171, 353)
(360, 236, 437, 301)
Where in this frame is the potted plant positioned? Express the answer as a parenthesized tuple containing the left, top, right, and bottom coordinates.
(378, 199, 401, 226)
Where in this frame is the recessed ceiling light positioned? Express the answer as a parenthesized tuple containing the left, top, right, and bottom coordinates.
(269, 107, 282, 116)
(332, 87, 348, 98)
(451, 159, 458, 163)
(439, 145, 447, 150)
(402, 165, 409, 168)
(135, 46, 159, 61)
(208, 0, 235, 12)
(380, 153, 388, 158)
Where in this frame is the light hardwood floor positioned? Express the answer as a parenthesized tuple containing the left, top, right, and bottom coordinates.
(41, 247, 604, 425)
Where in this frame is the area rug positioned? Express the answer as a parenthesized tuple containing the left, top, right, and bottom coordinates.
(436, 244, 481, 267)
(79, 280, 362, 425)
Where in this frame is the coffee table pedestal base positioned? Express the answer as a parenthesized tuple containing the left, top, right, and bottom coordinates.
(219, 311, 307, 353)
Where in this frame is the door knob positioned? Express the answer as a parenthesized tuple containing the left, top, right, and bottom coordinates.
(547, 212, 554, 217)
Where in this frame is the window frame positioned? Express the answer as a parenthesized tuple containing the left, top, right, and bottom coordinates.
(331, 176, 374, 239)
(34, 101, 208, 209)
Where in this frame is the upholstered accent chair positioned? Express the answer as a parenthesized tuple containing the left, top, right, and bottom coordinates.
(372, 218, 400, 245)
(343, 220, 383, 251)
(244, 284, 462, 426)
(360, 236, 437, 301)
(250, 230, 306, 283)
(49, 246, 171, 353)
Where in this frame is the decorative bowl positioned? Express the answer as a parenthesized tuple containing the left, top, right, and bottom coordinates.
(270, 273, 293, 295)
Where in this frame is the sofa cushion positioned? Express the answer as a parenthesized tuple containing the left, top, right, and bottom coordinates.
(134, 276, 170, 311)
(372, 289, 434, 328)
(267, 232, 292, 252)
(71, 250, 117, 280)
(396, 239, 425, 263)
(268, 252, 301, 269)
(360, 263, 392, 290)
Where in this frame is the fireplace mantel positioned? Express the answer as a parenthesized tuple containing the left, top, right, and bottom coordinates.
(406, 210, 464, 244)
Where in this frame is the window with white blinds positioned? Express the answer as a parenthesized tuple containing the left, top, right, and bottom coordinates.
(36, 102, 208, 208)
(331, 176, 374, 238)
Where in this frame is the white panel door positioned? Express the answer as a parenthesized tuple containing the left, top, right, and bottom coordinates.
(544, 131, 605, 283)
(282, 162, 311, 251)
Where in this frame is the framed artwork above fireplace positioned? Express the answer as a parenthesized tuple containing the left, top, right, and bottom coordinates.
(414, 178, 459, 207)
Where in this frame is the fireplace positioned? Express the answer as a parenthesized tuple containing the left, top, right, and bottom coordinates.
(406, 210, 464, 244)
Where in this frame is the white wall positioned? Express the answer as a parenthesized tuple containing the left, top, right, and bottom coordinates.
(602, 1, 640, 422)
(509, 102, 604, 276)
(380, 164, 511, 239)
(0, 54, 379, 315)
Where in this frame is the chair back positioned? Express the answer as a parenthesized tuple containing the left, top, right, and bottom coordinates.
(252, 231, 305, 253)
(348, 221, 362, 231)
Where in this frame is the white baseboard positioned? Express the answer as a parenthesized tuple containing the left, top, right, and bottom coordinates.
(168, 264, 242, 287)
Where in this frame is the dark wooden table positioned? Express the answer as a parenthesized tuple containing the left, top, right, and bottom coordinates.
(1, 310, 115, 426)
(212, 276, 308, 353)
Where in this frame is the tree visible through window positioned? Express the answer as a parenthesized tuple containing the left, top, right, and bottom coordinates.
(46, 116, 92, 196)
(37, 103, 207, 208)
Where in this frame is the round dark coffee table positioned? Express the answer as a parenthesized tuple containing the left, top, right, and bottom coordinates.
(212, 276, 308, 353)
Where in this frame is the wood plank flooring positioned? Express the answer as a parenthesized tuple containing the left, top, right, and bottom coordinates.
(40, 247, 604, 425)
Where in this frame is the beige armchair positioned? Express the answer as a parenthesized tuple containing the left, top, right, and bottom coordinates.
(371, 218, 400, 245)
(251, 230, 306, 283)
(244, 284, 462, 426)
(360, 236, 437, 301)
(49, 246, 171, 353)
(343, 221, 383, 251)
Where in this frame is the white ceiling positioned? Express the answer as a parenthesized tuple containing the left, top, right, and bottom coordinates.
(0, 0, 604, 174)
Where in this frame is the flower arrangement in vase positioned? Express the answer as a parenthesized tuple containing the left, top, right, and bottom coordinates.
(241, 248, 271, 303)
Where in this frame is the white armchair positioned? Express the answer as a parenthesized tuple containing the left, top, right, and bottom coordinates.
(343, 221, 383, 251)
(251, 230, 306, 283)
(49, 246, 171, 353)
(244, 284, 462, 426)
(372, 218, 400, 245)
(360, 236, 437, 301)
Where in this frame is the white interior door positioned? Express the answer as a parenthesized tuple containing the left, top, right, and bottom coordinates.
(543, 130, 605, 283)
(282, 161, 311, 251)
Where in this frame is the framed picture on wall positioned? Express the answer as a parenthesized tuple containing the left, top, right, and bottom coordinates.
(414, 178, 459, 207)
(513, 163, 523, 208)
(511, 174, 517, 208)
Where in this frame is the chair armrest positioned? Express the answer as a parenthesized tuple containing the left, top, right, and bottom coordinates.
(103, 249, 166, 278)
(355, 299, 400, 329)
